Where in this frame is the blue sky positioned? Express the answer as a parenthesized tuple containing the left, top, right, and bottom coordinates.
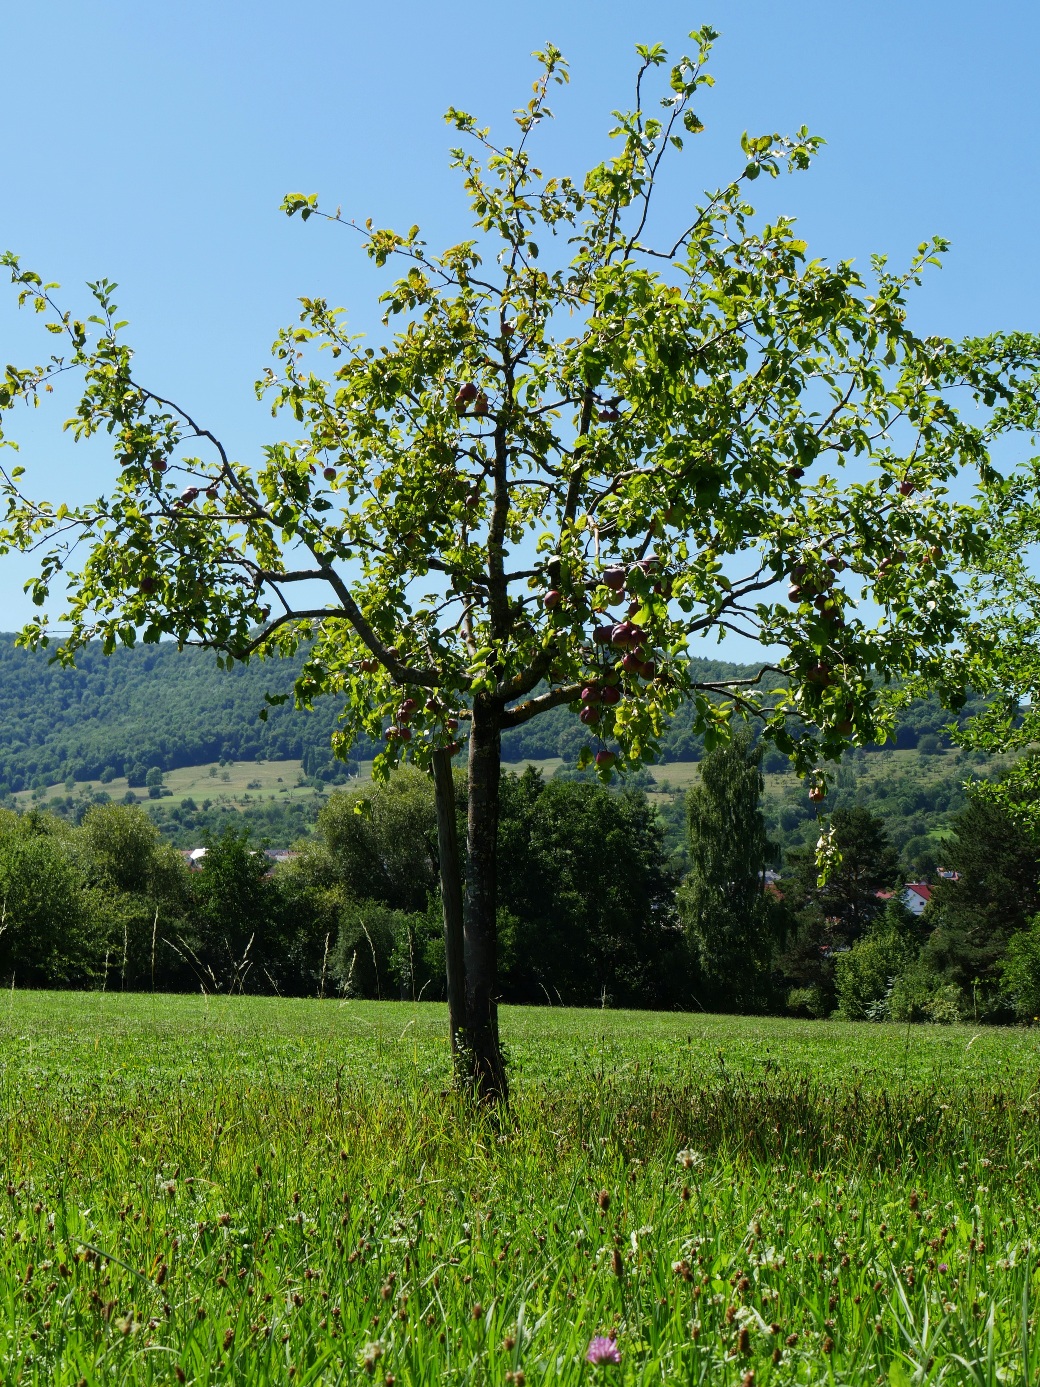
(2, 0, 1038, 647)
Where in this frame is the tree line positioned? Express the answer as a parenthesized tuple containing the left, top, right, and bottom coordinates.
(5, 741, 1039, 1024)
(0, 628, 990, 805)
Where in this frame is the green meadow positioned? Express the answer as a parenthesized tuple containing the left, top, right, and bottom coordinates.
(1, 994, 1038, 1384)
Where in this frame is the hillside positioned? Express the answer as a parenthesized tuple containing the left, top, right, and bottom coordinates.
(0, 634, 1004, 864)
(0, 635, 360, 794)
(0, 634, 982, 795)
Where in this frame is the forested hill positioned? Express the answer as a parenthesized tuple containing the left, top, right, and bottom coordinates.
(0, 636, 352, 794)
(0, 634, 975, 795)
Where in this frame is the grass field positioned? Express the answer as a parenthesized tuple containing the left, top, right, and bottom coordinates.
(16, 759, 327, 813)
(1, 995, 1039, 1384)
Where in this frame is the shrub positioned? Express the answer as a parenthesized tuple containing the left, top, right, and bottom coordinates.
(1000, 915, 1040, 1020)
(835, 916, 919, 1020)
(786, 985, 828, 1019)
(333, 901, 441, 1001)
(888, 964, 963, 1024)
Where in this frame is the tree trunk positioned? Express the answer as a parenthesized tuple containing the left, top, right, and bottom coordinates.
(431, 746, 466, 1062)
(462, 696, 508, 1103)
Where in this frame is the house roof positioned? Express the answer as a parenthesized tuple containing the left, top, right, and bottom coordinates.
(905, 882, 932, 902)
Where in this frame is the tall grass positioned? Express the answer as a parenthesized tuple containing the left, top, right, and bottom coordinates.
(0, 993, 1037, 1384)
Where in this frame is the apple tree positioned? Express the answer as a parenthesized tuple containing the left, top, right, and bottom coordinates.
(942, 454, 1040, 840)
(3, 29, 1040, 1099)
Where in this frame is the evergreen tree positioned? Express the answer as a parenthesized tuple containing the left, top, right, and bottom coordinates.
(925, 792, 1040, 1012)
(677, 728, 779, 1010)
(777, 806, 900, 1014)
(785, 807, 901, 941)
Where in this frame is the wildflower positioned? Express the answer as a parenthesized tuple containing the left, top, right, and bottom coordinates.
(938, 1262, 948, 1273)
(676, 1148, 704, 1170)
(358, 1341, 384, 1375)
(586, 1335, 621, 1365)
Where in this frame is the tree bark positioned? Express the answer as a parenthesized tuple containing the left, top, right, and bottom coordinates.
(462, 695, 508, 1103)
(431, 747, 466, 1064)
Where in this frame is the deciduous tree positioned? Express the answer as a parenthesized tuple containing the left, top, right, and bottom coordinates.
(3, 31, 1039, 1096)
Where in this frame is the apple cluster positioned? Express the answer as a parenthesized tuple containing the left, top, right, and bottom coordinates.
(381, 685, 462, 758)
(549, 557, 672, 770)
(454, 380, 490, 418)
(787, 555, 860, 737)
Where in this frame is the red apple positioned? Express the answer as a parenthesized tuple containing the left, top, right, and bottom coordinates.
(579, 705, 601, 726)
(544, 590, 562, 611)
(611, 621, 643, 648)
(446, 740, 461, 756)
(600, 685, 621, 706)
(593, 624, 614, 644)
(595, 750, 616, 769)
(621, 652, 642, 674)
(323, 467, 337, 482)
(899, 480, 914, 497)
(807, 663, 833, 687)
(151, 458, 168, 474)
(180, 487, 199, 503)
(603, 566, 626, 590)
(788, 465, 805, 481)
(788, 584, 804, 603)
(809, 784, 826, 804)
(397, 727, 412, 742)
(455, 381, 478, 410)
(139, 576, 157, 594)
(445, 717, 459, 732)
(639, 659, 656, 679)
(473, 392, 490, 417)
(581, 685, 602, 703)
